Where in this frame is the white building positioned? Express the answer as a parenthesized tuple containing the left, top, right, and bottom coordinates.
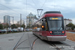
(64, 19, 72, 29)
(26, 13, 38, 27)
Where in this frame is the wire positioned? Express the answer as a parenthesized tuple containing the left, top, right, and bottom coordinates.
(0, 3, 20, 13)
(31, 0, 47, 18)
(31, 0, 37, 10)
(0, 3, 12, 9)
(40, 0, 47, 9)
(25, 0, 27, 24)
(32, 0, 47, 9)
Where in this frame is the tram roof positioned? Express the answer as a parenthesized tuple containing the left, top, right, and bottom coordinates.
(34, 11, 63, 24)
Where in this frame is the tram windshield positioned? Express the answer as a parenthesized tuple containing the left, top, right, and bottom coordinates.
(48, 17, 64, 30)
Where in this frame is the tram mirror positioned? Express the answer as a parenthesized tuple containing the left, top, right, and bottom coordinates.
(42, 19, 46, 21)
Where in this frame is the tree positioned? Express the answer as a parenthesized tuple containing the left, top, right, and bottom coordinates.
(26, 25, 30, 28)
(66, 23, 75, 30)
(21, 24, 25, 28)
(71, 25, 75, 30)
(4, 23, 9, 28)
(15, 24, 20, 27)
(0, 24, 3, 29)
(66, 23, 74, 27)
(11, 24, 17, 29)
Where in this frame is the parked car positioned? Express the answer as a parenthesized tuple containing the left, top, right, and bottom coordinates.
(12, 29, 18, 32)
(0, 29, 7, 33)
(18, 27, 24, 31)
(2, 29, 7, 33)
(0, 30, 3, 33)
(25, 28, 32, 31)
(25, 29, 29, 31)
(8, 29, 13, 32)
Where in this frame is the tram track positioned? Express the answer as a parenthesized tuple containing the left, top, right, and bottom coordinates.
(31, 35, 70, 50)
(44, 41, 72, 50)
(27, 33, 38, 50)
(13, 33, 38, 50)
(49, 42, 61, 50)
(31, 38, 38, 50)
(13, 32, 74, 50)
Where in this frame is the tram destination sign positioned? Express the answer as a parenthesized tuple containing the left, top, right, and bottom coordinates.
(49, 17, 62, 20)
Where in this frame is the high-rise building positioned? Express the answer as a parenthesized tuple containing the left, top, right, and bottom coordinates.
(17, 20, 25, 25)
(26, 13, 38, 27)
(4, 15, 10, 25)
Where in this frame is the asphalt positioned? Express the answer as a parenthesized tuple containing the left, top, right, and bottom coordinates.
(15, 32, 75, 50)
(0, 32, 24, 50)
(0, 32, 75, 50)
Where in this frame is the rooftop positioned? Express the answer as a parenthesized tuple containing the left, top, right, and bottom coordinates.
(64, 19, 72, 21)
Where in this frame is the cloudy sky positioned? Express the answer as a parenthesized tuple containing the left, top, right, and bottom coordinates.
(0, 0, 75, 24)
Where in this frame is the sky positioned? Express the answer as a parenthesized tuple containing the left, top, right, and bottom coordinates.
(0, 0, 75, 24)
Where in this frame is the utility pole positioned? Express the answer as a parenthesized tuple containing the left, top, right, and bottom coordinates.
(29, 14, 30, 28)
(12, 17, 14, 24)
(20, 14, 22, 30)
(37, 9, 43, 18)
(6, 23, 7, 34)
(20, 14, 22, 26)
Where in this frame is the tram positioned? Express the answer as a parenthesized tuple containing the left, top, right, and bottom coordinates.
(33, 11, 66, 41)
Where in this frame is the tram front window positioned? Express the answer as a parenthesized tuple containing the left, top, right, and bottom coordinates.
(48, 17, 64, 30)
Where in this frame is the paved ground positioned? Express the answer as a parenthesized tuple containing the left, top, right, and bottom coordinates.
(15, 32, 75, 50)
(67, 32, 75, 34)
(0, 32, 75, 50)
(0, 32, 24, 50)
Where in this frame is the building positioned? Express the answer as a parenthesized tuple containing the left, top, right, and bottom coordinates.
(64, 19, 72, 29)
(17, 20, 25, 25)
(26, 13, 38, 27)
(4, 15, 10, 26)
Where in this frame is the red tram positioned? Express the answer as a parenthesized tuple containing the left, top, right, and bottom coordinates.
(33, 11, 67, 41)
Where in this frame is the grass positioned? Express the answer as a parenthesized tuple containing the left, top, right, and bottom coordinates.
(66, 32, 75, 42)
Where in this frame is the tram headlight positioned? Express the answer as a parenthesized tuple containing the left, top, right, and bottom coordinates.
(50, 31, 52, 33)
(62, 31, 64, 33)
(42, 26, 44, 28)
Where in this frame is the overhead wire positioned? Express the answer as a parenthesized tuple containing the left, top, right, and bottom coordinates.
(0, 3, 19, 13)
(31, 0, 47, 9)
(31, 0, 47, 18)
(40, 0, 47, 9)
(31, 0, 37, 10)
(0, 0, 47, 14)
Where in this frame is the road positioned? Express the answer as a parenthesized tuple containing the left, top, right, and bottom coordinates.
(0, 32, 24, 50)
(13, 32, 75, 50)
(0, 32, 75, 50)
